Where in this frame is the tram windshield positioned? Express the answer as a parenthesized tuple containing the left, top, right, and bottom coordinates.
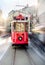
(12, 22, 28, 32)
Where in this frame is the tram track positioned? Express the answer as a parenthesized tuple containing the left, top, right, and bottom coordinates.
(12, 48, 16, 65)
(12, 46, 36, 65)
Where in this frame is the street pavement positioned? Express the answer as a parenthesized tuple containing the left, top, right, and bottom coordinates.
(0, 36, 45, 65)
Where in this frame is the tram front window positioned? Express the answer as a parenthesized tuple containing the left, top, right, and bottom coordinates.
(13, 22, 25, 32)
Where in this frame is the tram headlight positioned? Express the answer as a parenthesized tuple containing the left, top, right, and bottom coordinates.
(18, 36, 22, 41)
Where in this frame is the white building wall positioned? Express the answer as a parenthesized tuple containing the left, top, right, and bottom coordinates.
(38, 0, 45, 15)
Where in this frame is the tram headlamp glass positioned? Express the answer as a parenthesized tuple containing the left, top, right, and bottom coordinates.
(18, 37, 22, 41)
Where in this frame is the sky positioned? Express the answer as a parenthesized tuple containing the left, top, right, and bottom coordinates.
(0, 0, 38, 19)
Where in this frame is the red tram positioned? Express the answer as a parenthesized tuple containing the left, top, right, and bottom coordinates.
(11, 14, 28, 46)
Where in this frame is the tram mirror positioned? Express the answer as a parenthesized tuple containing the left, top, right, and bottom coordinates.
(26, 17, 28, 20)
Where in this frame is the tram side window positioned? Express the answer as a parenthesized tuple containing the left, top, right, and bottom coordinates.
(25, 23, 28, 32)
(13, 17, 16, 20)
